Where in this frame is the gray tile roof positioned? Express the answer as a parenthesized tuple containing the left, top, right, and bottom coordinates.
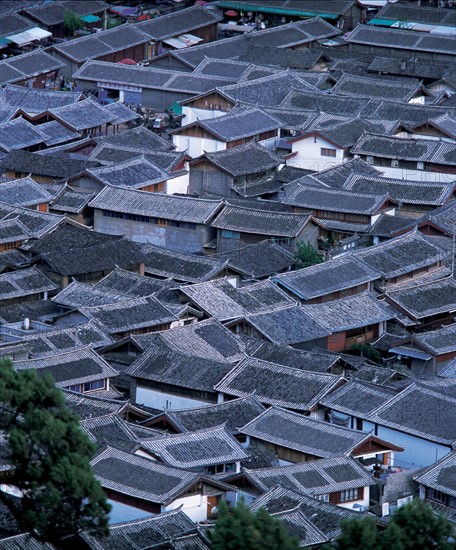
(73, 60, 228, 95)
(330, 73, 422, 103)
(0, 202, 64, 238)
(250, 485, 361, 540)
(376, 2, 456, 25)
(344, 174, 454, 207)
(303, 292, 395, 332)
(138, 242, 226, 283)
(427, 201, 456, 236)
(216, 358, 341, 412)
(197, 141, 283, 177)
(172, 17, 337, 69)
(91, 446, 201, 505)
(159, 395, 266, 435)
(140, 424, 249, 470)
(0, 177, 54, 208)
(355, 230, 447, 279)
(311, 157, 383, 189)
(97, 124, 175, 151)
(0, 12, 33, 39)
(271, 507, 328, 547)
(52, 281, 126, 309)
(180, 279, 295, 321)
(320, 380, 396, 418)
(136, 4, 221, 40)
(37, 120, 81, 147)
(187, 107, 281, 142)
(52, 24, 149, 63)
(63, 389, 128, 420)
(273, 255, 379, 301)
(80, 295, 177, 335)
(0, 298, 63, 325)
(93, 267, 178, 303)
(0, 266, 58, 301)
(245, 339, 339, 373)
(87, 156, 170, 189)
(0, 150, 99, 179)
(14, 347, 117, 389)
(79, 508, 197, 549)
(127, 346, 232, 394)
(346, 24, 456, 56)
(311, 117, 388, 147)
(239, 405, 374, 458)
(25, 224, 145, 277)
(283, 184, 391, 215)
(280, 90, 368, 117)
(414, 451, 456, 498)
(102, 101, 140, 125)
(414, 323, 456, 356)
(351, 132, 456, 166)
(80, 413, 145, 453)
(1, 84, 83, 113)
(212, 204, 312, 237)
(134, 318, 245, 363)
(243, 303, 330, 346)
(89, 186, 223, 224)
(367, 384, 456, 445)
(23, 1, 107, 26)
(0, 117, 46, 152)
(218, 71, 317, 107)
(0, 219, 30, 244)
(0, 49, 65, 85)
(49, 185, 94, 214)
(244, 455, 376, 496)
(192, 57, 254, 80)
(49, 98, 116, 132)
(215, 240, 295, 279)
(89, 143, 183, 170)
(385, 277, 456, 320)
(369, 214, 417, 238)
(20, 320, 114, 357)
(366, 99, 456, 127)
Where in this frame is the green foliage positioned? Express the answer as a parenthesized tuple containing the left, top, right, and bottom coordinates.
(106, 18, 121, 29)
(211, 500, 300, 550)
(386, 499, 455, 550)
(0, 359, 110, 544)
(331, 500, 456, 550)
(294, 241, 323, 269)
(63, 11, 84, 34)
(332, 516, 379, 550)
(350, 343, 382, 363)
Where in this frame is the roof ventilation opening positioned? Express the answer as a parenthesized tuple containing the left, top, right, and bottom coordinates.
(23, 318, 30, 330)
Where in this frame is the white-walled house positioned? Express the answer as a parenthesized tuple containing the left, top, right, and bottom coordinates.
(172, 107, 281, 159)
(321, 382, 456, 469)
(287, 132, 346, 171)
(239, 456, 377, 512)
(286, 120, 384, 171)
(91, 447, 233, 522)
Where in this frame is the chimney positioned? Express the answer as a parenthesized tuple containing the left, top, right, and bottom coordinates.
(23, 318, 30, 330)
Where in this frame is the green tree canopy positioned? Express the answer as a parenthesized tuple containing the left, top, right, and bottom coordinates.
(0, 358, 110, 545)
(331, 499, 456, 550)
(63, 10, 84, 34)
(211, 500, 300, 550)
(294, 241, 323, 269)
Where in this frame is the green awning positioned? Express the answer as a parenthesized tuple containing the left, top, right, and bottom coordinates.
(367, 18, 395, 27)
(216, 1, 339, 19)
(81, 14, 100, 23)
